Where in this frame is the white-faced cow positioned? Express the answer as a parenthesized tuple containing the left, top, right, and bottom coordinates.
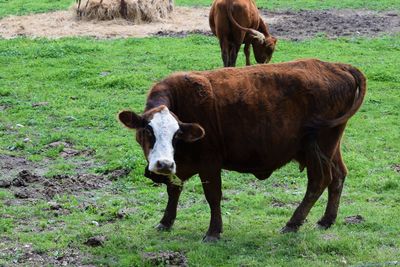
(119, 59, 366, 241)
(209, 0, 277, 67)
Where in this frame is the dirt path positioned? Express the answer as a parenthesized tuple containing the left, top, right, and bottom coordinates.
(0, 7, 398, 40)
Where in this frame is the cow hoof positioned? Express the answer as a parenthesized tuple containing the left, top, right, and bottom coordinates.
(280, 225, 299, 233)
(155, 223, 172, 231)
(202, 235, 220, 242)
(316, 221, 334, 230)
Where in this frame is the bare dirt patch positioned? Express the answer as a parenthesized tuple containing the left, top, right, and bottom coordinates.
(344, 215, 365, 224)
(142, 251, 188, 267)
(0, 7, 398, 40)
(0, 241, 94, 267)
(0, 7, 209, 39)
(264, 9, 400, 40)
(3, 169, 110, 201)
(0, 153, 129, 202)
(0, 154, 48, 180)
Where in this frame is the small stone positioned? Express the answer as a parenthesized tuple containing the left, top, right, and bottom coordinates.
(99, 71, 111, 77)
(84, 236, 105, 247)
(48, 201, 62, 210)
(14, 189, 29, 199)
(23, 138, 31, 143)
(18, 170, 40, 183)
(107, 169, 130, 181)
(32, 102, 49, 107)
(12, 177, 27, 187)
(344, 215, 365, 224)
(65, 116, 77, 122)
(0, 179, 11, 188)
(116, 208, 137, 219)
(46, 141, 73, 148)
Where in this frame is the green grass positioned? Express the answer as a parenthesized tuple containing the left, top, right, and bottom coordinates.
(0, 0, 398, 18)
(177, 0, 400, 10)
(0, 0, 74, 18)
(0, 35, 399, 266)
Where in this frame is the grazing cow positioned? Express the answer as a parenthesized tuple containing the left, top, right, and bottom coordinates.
(209, 0, 277, 67)
(119, 59, 366, 241)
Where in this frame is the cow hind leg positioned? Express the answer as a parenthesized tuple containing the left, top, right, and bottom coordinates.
(282, 126, 346, 233)
(281, 149, 332, 233)
(244, 42, 251, 66)
(218, 37, 230, 67)
(317, 149, 348, 229)
(228, 43, 240, 67)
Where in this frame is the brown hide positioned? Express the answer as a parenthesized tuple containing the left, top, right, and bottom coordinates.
(122, 59, 367, 240)
(209, 0, 277, 67)
(144, 59, 365, 179)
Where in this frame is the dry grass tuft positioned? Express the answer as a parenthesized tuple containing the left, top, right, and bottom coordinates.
(73, 0, 174, 23)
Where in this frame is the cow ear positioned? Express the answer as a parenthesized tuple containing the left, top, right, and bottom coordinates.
(118, 110, 145, 129)
(177, 123, 205, 142)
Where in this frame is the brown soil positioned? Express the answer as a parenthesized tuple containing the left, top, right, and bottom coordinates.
(264, 9, 400, 40)
(0, 150, 129, 201)
(0, 7, 398, 40)
(0, 7, 209, 39)
(344, 215, 365, 224)
(0, 154, 48, 180)
(142, 251, 188, 267)
(2, 168, 111, 201)
(0, 241, 94, 267)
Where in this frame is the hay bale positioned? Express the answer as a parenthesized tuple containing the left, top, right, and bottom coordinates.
(74, 0, 174, 23)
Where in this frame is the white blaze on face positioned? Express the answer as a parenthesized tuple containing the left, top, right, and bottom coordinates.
(148, 107, 179, 174)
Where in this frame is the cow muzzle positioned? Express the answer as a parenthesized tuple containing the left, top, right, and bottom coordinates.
(149, 159, 176, 175)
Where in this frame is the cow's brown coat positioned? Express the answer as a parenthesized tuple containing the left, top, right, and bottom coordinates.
(119, 59, 367, 241)
(209, 0, 277, 67)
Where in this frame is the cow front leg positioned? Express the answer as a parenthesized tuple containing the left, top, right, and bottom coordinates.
(156, 183, 182, 231)
(200, 169, 222, 242)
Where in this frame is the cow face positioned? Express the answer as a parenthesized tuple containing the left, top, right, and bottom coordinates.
(119, 106, 205, 179)
(252, 36, 277, 64)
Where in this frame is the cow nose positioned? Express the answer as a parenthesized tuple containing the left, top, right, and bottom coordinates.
(156, 160, 175, 174)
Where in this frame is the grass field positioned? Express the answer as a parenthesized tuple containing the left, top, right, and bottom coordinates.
(1, 0, 400, 266)
(0, 0, 399, 18)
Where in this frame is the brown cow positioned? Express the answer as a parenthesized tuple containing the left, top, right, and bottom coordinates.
(118, 59, 366, 241)
(209, 0, 277, 67)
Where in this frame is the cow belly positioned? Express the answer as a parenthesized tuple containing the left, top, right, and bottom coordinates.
(221, 145, 297, 178)
(223, 162, 274, 180)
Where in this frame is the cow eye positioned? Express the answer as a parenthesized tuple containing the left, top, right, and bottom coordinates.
(172, 131, 180, 147)
(174, 130, 182, 140)
(144, 125, 153, 136)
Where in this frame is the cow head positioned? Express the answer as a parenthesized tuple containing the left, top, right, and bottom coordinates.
(251, 32, 277, 64)
(118, 105, 205, 181)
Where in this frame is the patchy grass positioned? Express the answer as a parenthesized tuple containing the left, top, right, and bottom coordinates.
(1, 0, 398, 19)
(177, 0, 400, 10)
(0, 35, 399, 266)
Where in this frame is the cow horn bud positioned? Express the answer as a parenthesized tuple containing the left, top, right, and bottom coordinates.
(249, 29, 265, 43)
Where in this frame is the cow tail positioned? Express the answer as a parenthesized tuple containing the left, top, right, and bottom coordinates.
(302, 66, 366, 176)
(309, 66, 367, 130)
(226, 0, 250, 33)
